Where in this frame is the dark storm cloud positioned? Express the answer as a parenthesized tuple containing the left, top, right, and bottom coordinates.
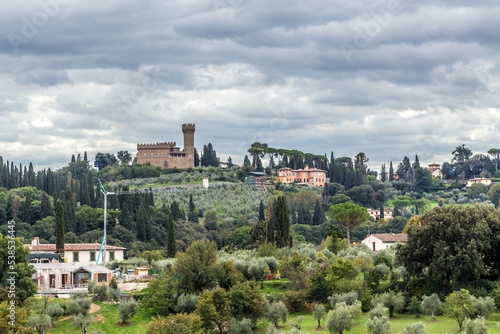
(0, 0, 499, 171)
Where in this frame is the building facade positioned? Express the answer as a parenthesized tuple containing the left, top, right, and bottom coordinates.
(466, 177, 492, 187)
(277, 166, 328, 187)
(361, 233, 407, 252)
(25, 237, 125, 267)
(427, 163, 443, 179)
(137, 123, 195, 169)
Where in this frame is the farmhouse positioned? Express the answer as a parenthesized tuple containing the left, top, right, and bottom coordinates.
(361, 233, 407, 252)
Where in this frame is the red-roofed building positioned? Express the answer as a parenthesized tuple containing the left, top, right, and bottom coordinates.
(25, 237, 125, 266)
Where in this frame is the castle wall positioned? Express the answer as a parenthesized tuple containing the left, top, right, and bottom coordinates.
(137, 124, 195, 169)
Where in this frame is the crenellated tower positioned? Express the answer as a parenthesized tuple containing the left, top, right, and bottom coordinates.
(182, 123, 195, 165)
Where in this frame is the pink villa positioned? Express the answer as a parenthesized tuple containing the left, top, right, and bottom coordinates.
(277, 166, 328, 187)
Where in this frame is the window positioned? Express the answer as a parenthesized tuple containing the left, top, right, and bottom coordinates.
(143, 153, 146, 158)
(109, 251, 115, 261)
(151, 153, 154, 158)
(97, 273, 107, 283)
(90, 252, 95, 262)
(73, 252, 79, 262)
(164, 153, 168, 157)
(158, 153, 161, 157)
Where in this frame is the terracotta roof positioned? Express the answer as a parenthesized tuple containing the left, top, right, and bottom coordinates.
(24, 243, 126, 251)
(371, 233, 408, 243)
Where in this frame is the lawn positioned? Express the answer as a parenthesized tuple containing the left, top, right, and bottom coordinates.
(256, 311, 500, 333)
(36, 299, 154, 334)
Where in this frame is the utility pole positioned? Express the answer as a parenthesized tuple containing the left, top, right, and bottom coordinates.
(98, 179, 114, 266)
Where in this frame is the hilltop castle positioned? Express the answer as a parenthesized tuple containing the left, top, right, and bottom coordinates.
(136, 124, 195, 169)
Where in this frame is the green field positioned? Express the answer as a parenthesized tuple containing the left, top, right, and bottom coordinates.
(32, 294, 500, 334)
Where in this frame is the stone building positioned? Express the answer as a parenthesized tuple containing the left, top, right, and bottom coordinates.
(137, 123, 195, 169)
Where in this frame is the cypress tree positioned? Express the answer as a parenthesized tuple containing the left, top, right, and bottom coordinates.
(312, 199, 325, 225)
(413, 155, 420, 169)
(275, 196, 290, 248)
(36, 171, 44, 191)
(83, 151, 88, 161)
(266, 200, 274, 244)
(148, 188, 154, 207)
(64, 189, 75, 233)
(136, 206, 148, 241)
(188, 194, 198, 222)
(167, 212, 176, 258)
(243, 155, 251, 166)
(380, 204, 384, 219)
(171, 201, 180, 221)
(258, 200, 265, 221)
(297, 207, 305, 225)
(88, 171, 95, 207)
(23, 191, 32, 225)
(381, 164, 387, 182)
(55, 199, 65, 254)
(389, 161, 394, 181)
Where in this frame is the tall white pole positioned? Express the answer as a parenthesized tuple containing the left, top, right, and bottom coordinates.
(103, 191, 107, 266)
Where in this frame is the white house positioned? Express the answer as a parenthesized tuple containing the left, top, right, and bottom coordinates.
(25, 237, 126, 266)
(466, 177, 492, 187)
(361, 233, 408, 252)
(32, 263, 113, 290)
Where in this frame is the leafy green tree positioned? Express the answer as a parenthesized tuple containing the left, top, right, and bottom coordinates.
(46, 302, 64, 326)
(117, 150, 132, 165)
(415, 168, 432, 193)
(140, 250, 163, 265)
(228, 318, 252, 334)
(313, 304, 326, 329)
(443, 289, 477, 331)
(327, 202, 369, 244)
(265, 300, 288, 328)
(366, 304, 391, 334)
(452, 144, 473, 164)
(488, 148, 500, 170)
(372, 291, 405, 318)
(28, 313, 52, 334)
(176, 240, 218, 292)
(142, 273, 177, 315)
(327, 302, 357, 334)
(94, 152, 118, 170)
(227, 281, 265, 326)
(176, 293, 199, 314)
(488, 183, 500, 207)
(72, 313, 92, 334)
(407, 297, 423, 318)
(187, 195, 198, 223)
(0, 234, 37, 303)
(421, 294, 442, 320)
(119, 300, 138, 325)
(194, 293, 217, 333)
(475, 296, 496, 319)
(397, 205, 500, 291)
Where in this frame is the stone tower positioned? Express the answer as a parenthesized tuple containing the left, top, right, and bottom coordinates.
(182, 123, 195, 165)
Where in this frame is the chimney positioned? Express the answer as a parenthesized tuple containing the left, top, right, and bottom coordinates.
(32, 237, 39, 247)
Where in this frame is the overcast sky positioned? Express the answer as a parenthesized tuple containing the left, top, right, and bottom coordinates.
(1, 0, 499, 172)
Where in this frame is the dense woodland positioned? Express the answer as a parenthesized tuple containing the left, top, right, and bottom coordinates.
(3, 144, 500, 333)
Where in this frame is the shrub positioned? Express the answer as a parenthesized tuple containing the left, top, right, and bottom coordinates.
(475, 296, 496, 319)
(328, 291, 359, 308)
(108, 288, 121, 302)
(372, 291, 405, 318)
(109, 276, 118, 290)
(367, 304, 391, 334)
(464, 317, 488, 334)
(146, 313, 203, 334)
(228, 318, 252, 334)
(176, 293, 199, 314)
(402, 322, 426, 334)
(284, 290, 306, 313)
(93, 284, 108, 301)
(119, 300, 138, 325)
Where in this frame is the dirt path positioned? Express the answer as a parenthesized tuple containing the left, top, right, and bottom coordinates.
(57, 303, 101, 322)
